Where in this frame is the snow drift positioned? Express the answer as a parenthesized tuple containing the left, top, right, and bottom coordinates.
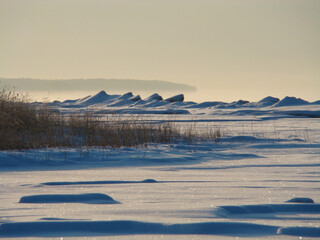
(0, 220, 279, 237)
(19, 193, 119, 204)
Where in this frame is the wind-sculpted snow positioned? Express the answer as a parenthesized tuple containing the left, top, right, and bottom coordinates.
(186, 101, 224, 108)
(280, 110, 320, 118)
(2, 220, 320, 238)
(278, 226, 320, 237)
(3, 139, 315, 170)
(0, 220, 279, 237)
(75, 90, 112, 106)
(286, 197, 314, 203)
(214, 202, 320, 218)
(41, 179, 157, 186)
(218, 136, 270, 143)
(47, 91, 320, 118)
(273, 96, 309, 107)
(164, 94, 184, 102)
(257, 96, 280, 107)
(19, 193, 120, 204)
(1, 103, 320, 239)
(144, 93, 163, 101)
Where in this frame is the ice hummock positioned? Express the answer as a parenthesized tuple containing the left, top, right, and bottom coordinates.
(46, 91, 320, 118)
(273, 96, 309, 107)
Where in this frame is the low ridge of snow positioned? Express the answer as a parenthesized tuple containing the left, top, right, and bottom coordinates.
(286, 197, 314, 203)
(19, 193, 119, 204)
(214, 202, 320, 217)
(41, 179, 158, 186)
(187, 101, 224, 109)
(0, 221, 280, 237)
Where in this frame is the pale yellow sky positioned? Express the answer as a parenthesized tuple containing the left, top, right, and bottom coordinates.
(0, 0, 319, 102)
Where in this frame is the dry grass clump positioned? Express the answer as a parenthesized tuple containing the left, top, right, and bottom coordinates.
(0, 89, 221, 150)
(65, 114, 182, 148)
(0, 89, 64, 149)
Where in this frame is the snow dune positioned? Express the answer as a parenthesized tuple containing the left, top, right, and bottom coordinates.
(41, 179, 157, 186)
(1, 220, 320, 238)
(0, 220, 280, 237)
(286, 197, 315, 203)
(278, 226, 320, 238)
(19, 193, 119, 204)
(214, 200, 320, 218)
(1, 93, 319, 239)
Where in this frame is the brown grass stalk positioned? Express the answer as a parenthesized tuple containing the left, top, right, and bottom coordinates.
(0, 89, 221, 150)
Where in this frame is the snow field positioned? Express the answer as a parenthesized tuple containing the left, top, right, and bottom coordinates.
(0, 95, 319, 239)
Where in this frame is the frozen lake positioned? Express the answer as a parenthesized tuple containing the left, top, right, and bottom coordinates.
(1, 96, 320, 239)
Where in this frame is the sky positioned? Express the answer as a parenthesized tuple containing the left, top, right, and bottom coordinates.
(0, 0, 319, 102)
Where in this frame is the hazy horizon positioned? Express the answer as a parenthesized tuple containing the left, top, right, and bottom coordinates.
(0, 78, 320, 102)
(1, 0, 319, 102)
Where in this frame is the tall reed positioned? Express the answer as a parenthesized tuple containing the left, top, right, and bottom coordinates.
(0, 89, 220, 150)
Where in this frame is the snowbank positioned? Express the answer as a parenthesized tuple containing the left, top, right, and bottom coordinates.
(0, 220, 279, 237)
(19, 193, 119, 204)
(2, 220, 319, 238)
(278, 227, 320, 237)
(286, 197, 314, 203)
(214, 202, 320, 217)
(41, 179, 157, 186)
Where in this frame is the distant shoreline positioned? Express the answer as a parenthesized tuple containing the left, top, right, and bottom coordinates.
(0, 78, 196, 92)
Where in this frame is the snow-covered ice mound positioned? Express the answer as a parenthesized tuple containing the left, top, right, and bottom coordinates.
(164, 94, 184, 102)
(257, 96, 280, 107)
(19, 193, 119, 204)
(76, 90, 111, 106)
(273, 96, 309, 107)
(129, 95, 141, 102)
(144, 93, 163, 101)
(47, 91, 320, 118)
